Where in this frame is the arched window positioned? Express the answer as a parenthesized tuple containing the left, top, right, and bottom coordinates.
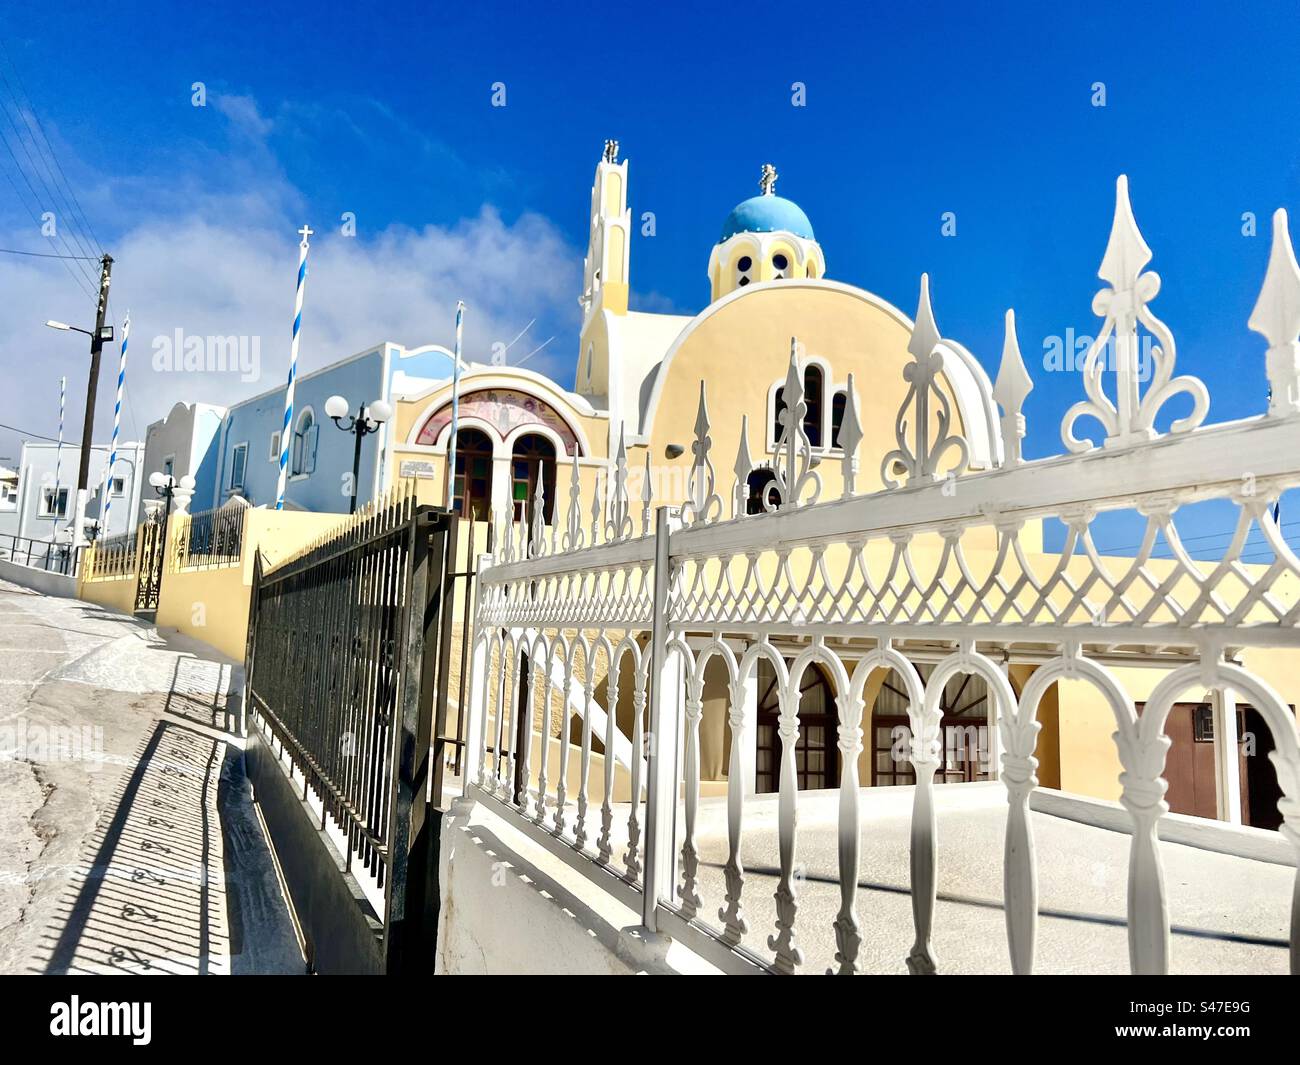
(831, 389, 847, 448)
(735, 253, 754, 288)
(291, 408, 317, 476)
(803, 365, 823, 447)
(452, 428, 494, 521)
(771, 365, 826, 448)
(511, 433, 556, 523)
(755, 659, 837, 792)
(771, 251, 790, 279)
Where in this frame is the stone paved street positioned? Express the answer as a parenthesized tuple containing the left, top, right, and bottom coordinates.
(0, 580, 303, 975)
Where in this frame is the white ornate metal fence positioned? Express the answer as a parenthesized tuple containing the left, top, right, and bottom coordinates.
(463, 176, 1300, 975)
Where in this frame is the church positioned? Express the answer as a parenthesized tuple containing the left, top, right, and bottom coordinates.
(384, 142, 1289, 830)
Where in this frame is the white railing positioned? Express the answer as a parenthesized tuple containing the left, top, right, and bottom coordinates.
(464, 176, 1300, 975)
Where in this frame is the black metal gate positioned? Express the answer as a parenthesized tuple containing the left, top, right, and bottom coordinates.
(244, 494, 457, 973)
(134, 518, 165, 613)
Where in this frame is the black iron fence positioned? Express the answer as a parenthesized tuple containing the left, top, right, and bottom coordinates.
(0, 533, 82, 577)
(245, 492, 457, 972)
(175, 506, 246, 570)
(134, 520, 165, 612)
(85, 529, 138, 579)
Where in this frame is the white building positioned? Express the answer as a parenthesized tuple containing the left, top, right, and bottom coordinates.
(0, 439, 146, 545)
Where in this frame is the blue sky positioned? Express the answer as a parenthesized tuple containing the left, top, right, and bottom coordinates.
(1, 1, 1298, 550)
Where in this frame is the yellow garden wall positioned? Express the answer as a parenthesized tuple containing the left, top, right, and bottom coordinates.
(78, 569, 138, 615)
(135, 509, 348, 662)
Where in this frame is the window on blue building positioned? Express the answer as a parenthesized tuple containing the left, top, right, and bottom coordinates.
(229, 443, 248, 490)
(291, 409, 318, 477)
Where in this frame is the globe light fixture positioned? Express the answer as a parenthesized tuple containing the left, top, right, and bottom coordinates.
(327, 395, 392, 514)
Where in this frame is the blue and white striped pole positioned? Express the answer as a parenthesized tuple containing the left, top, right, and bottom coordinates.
(102, 311, 129, 534)
(53, 375, 65, 529)
(445, 300, 465, 512)
(276, 225, 313, 510)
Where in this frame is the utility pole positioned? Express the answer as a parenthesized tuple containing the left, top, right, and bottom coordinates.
(72, 253, 112, 547)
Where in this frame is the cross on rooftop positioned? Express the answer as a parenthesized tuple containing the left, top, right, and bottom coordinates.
(759, 163, 778, 196)
(603, 139, 619, 163)
(298, 224, 314, 245)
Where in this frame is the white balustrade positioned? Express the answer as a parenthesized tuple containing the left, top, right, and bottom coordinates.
(458, 175, 1300, 976)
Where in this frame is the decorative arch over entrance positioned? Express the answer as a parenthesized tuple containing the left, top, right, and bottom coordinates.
(416, 388, 582, 456)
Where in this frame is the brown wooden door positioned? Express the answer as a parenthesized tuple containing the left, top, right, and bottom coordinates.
(1158, 703, 1219, 820)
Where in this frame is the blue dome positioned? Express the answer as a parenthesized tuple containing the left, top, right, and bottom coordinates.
(719, 195, 815, 243)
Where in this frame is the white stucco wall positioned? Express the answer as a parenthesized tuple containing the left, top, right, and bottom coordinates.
(436, 799, 719, 975)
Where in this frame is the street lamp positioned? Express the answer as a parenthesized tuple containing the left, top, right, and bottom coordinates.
(326, 395, 391, 514)
(148, 471, 177, 514)
(46, 320, 114, 342)
(45, 286, 116, 548)
(148, 471, 195, 514)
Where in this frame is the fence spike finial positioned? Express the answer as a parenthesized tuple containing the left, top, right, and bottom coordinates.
(1098, 174, 1153, 290)
(909, 272, 941, 361)
(883, 276, 968, 488)
(765, 338, 820, 509)
(839, 373, 863, 498)
(1062, 174, 1207, 452)
(530, 467, 546, 555)
(681, 380, 722, 525)
(993, 308, 1033, 467)
(1249, 207, 1300, 418)
(605, 425, 633, 541)
(733, 413, 754, 517)
(564, 450, 584, 551)
(641, 450, 653, 535)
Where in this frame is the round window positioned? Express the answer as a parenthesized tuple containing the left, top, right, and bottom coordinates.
(737, 255, 753, 272)
(772, 253, 789, 271)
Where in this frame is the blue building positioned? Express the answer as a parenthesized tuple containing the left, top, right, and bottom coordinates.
(156, 342, 458, 515)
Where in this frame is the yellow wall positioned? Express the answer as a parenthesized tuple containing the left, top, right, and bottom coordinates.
(578, 305, 612, 396)
(642, 284, 989, 509)
(78, 567, 138, 615)
(154, 509, 349, 662)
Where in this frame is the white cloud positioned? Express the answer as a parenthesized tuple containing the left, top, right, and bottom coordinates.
(0, 91, 583, 461)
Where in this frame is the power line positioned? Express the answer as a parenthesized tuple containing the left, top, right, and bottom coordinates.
(0, 54, 100, 292)
(0, 50, 101, 267)
(0, 420, 114, 449)
(0, 245, 99, 260)
(0, 39, 103, 255)
(0, 111, 99, 292)
(1089, 519, 1300, 558)
(0, 161, 92, 298)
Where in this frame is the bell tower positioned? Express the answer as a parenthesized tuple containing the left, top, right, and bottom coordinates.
(580, 140, 630, 320)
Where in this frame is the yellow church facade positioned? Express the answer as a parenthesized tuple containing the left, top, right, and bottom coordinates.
(382, 144, 1298, 832)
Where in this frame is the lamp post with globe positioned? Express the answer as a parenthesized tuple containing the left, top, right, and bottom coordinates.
(325, 395, 392, 514)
